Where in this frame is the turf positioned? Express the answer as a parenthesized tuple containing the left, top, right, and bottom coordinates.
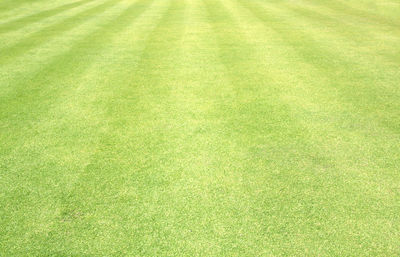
(1, 0, 400, 255)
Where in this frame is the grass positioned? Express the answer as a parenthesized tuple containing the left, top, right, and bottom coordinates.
(0, 0, 399, 255)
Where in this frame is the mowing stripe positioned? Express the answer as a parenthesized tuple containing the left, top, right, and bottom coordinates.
(226, 0, 400, 182)
(281, 3, 399, 63)
(251, 0, 400, 65)
(0, 0, 63, 17)
(235, 0, 400, 133)
(0, 0, 399, 255)
(201, 1, 368, 255)
(40, 0, 187, 254)
(228, 0, 400, 174)
(0, 0, 127, 98)
(210, 0, 400, 254)
(304, 0, 400, 30)
(0, 0, 168, 254)
(0, 0, 122, 66)
(0, 0, 155, 138)
(0, 0, 94, 34)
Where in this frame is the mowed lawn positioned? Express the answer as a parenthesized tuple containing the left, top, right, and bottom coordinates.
(1, 0, 400, 255)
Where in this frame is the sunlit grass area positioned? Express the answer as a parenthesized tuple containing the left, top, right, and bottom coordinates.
(1, 0, 399, 255)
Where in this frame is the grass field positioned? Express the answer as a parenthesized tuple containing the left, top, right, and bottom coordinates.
(1, 0, 400, 255)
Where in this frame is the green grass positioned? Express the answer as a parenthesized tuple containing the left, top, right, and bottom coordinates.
(1, 0, 400, 255)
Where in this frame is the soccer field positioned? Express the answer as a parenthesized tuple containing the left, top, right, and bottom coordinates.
(1, 0, 399, 255)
